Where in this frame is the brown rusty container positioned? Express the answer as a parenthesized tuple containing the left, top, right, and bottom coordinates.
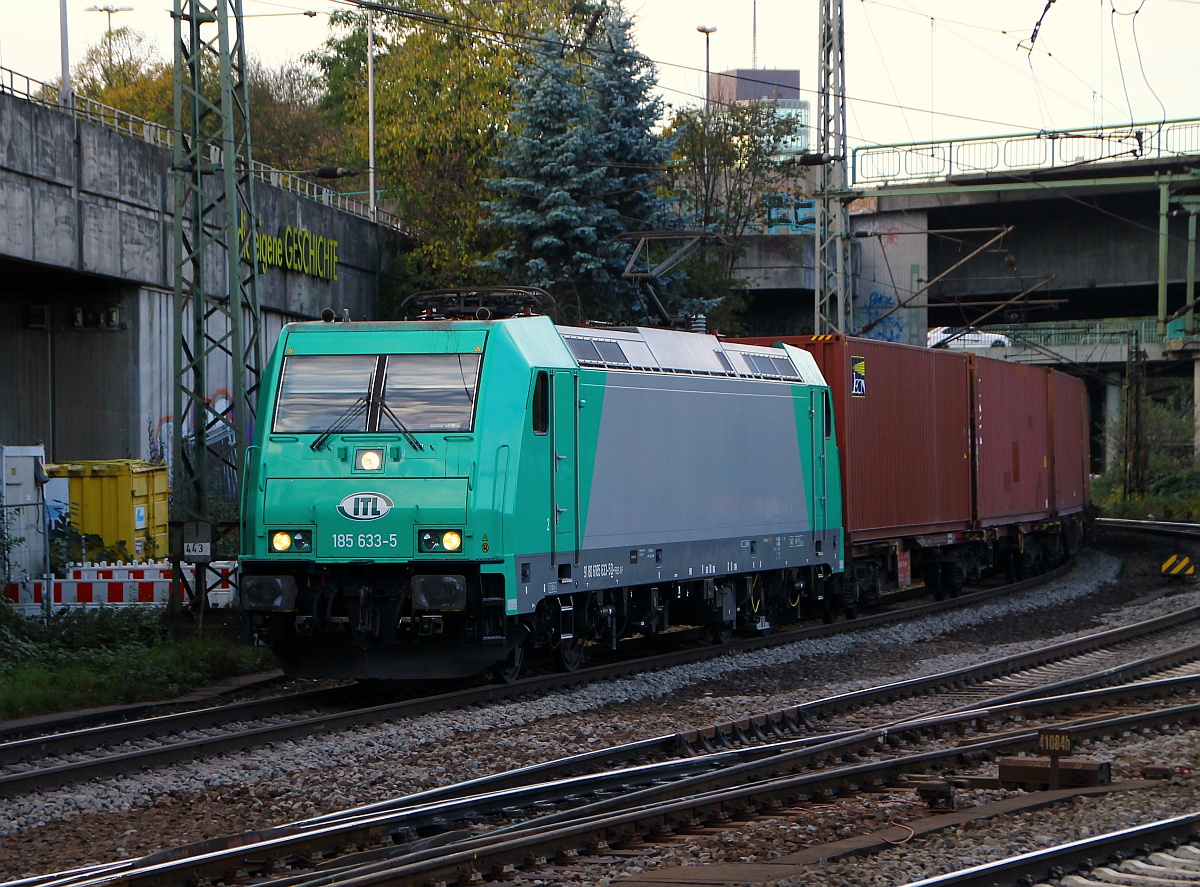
(736, 336, 974, 543)
(1049, 371, 1090, 515)
(973, 356, 1052, 525)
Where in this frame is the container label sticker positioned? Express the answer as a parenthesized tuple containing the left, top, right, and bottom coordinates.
(851, 356, 867, 398)
(134, 505, 146, 530)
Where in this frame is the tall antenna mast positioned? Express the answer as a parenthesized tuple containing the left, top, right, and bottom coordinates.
(752, 0, 757, 68)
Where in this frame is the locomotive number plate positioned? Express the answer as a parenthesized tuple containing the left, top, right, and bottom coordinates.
(332, 533, 400, 549)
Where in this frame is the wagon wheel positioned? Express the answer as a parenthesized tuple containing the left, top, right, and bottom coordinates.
(840, 582, 860, 620)
(493, 642, 526, 684)
(554, 636, 587, 673)
(710, 622, 734, 644)
(942, 562, 965, 599)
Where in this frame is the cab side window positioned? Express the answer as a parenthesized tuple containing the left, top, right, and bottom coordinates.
(532, 371, 549, 435)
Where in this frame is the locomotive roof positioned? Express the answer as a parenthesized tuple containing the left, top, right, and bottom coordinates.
(281, 315, 828, 387)
(556, 324, 827, 386)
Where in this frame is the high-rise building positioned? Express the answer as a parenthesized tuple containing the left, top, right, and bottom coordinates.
(708, 69, 810, 154)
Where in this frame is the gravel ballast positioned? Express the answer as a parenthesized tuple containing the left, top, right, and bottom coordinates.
(1, 540, 1198, 882)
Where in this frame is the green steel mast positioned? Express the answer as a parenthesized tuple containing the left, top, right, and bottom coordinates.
(171, 0, 261, 600)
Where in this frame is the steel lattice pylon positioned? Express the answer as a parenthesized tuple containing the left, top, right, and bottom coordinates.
(814, 0, 852, 334)
(171, 0, 261, 599)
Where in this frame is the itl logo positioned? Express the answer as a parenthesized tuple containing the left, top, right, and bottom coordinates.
(337, 492, 394, 521)
(851, 356, 867, 398)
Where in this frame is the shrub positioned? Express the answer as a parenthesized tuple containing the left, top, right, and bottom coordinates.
(0, 602, 276, 719)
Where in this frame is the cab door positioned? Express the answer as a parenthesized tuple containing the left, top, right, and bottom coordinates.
(810, 387, 829, 541)
(550, 371, 578, 569)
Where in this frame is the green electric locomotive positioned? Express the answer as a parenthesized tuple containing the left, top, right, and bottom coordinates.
(239, 311, 844, 680)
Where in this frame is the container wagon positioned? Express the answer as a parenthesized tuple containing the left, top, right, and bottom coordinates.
(732, 335, 1090, 611)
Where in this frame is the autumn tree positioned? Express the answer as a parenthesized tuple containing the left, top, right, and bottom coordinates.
(665, 101, 804, 331)
(72, 27, 174, 125)
(311, 2, 595, 306)
(245, 59, 351, 174)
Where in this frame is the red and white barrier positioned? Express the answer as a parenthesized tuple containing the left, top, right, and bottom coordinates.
(3, 560, 239, 615)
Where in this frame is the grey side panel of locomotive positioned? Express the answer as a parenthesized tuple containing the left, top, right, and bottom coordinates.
(584, 372, 811, 548)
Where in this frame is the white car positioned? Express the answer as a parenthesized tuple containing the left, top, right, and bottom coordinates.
(927, 326, 1012, 349)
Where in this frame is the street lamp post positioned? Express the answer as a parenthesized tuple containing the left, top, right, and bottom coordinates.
(86, 5, 133, 82)
(697, 24, 716, 107)
(367, 9, 376, 221)
(59, 0, 72, 108)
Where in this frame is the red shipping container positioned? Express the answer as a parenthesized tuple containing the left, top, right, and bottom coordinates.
(738, 336, 974, 544)
(973, 357, 1052, 525)
(1049, 371, 1090, 515)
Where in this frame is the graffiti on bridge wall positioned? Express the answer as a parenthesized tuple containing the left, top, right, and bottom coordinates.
(856, 291, 904, 343)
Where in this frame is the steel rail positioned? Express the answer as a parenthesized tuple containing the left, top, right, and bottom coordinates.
(224, 700, 1200, 887)
(898, 812, 1200, 887)
(21, 622, 1200, 887)
(0, 564, 1075, 799)
(1097, 517, 1200, 539)
(0, 686, 349, 766)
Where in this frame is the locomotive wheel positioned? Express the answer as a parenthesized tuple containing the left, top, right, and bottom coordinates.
(493, 643, 526, 684)
(554, 636, 586, 672)
(822, 592, 837, 624)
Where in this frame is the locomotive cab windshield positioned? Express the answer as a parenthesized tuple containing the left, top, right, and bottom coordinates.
(274, 352, 482, 438)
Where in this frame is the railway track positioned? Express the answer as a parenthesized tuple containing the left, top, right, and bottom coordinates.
(1096, 517, 1200, 540)
(13, 595, 1200, 887)
(0, 564, 1073, 799)
(898, 812, 1200, 886)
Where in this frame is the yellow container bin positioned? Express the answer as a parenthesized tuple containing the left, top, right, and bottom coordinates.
(46, 460, 170, 561)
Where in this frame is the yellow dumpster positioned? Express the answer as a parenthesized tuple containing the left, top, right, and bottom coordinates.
(46, 461, 169, 561)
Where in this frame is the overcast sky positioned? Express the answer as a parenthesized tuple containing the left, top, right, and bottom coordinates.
(2, 0, 1198, 148)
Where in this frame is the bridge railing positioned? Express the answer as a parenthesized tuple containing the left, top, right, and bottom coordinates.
(0, 65, 400, 229)
(988, 318, 1160, 348)
(853, 118, 1200, 186)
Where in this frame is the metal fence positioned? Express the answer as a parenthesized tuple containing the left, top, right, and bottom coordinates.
(0, 65, 400, 229)
(987, 318, 1159, 348)
(853, 118, 1200, 186)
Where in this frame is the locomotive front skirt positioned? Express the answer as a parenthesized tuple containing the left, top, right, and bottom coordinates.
(239, 316, 845, 679)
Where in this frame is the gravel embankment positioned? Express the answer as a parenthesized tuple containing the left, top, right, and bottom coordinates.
(1, 542, 1198, 882)
(569, 731, 1200, 887)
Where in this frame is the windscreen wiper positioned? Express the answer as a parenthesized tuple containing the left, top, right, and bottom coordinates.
(379, 401, 425, 451)
(310, 396, 369, 451)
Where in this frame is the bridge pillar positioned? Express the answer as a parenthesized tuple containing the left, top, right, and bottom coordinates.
(1105, 370, 1122, 472)
(1194, 359, 1200, 466)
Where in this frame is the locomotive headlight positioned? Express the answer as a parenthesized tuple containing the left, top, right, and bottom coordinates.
(355, 448, 384, 471)
(270, 531, 312, 553)
(419, 529, 464, 553)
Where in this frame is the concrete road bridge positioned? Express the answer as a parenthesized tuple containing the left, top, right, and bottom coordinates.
(735, 117, 1200, 470)
(0, 67, 400, 462)
(4, 64, 1200, 472)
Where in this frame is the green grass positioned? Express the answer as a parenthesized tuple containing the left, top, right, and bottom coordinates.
(0, 605, 277, 720)
(1092, 466, 1200, 522)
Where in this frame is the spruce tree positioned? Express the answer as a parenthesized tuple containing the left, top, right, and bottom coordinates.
(483, 9, 674, 324)
(589, 9, 673, 241)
